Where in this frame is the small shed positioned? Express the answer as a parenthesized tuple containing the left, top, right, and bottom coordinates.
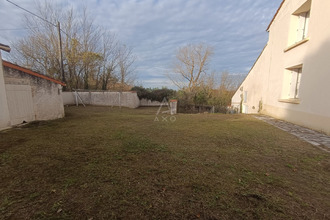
(0, 45, 65, 129)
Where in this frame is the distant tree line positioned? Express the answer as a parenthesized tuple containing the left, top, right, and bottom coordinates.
(9, 2, 136, 91)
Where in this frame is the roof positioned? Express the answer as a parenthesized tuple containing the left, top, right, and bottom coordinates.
(0, 43, 11, 53)
(2, 60, 66, 86)
(266, 0, 285, 32)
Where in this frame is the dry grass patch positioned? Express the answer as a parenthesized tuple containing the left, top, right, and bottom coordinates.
(0, 106, 329, 219)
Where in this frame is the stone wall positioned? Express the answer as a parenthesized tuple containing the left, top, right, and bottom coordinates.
(62, 91, 140, 108)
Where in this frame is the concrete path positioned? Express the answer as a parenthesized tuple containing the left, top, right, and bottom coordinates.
(254, 115, 330, 153)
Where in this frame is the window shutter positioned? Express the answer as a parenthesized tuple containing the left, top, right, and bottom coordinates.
(295, 70, 302, 98)
(297, 15, 304, 42)
(303, 11, 310, 39)
(296, 12, 309, 42)
(289, 70, 297, 98)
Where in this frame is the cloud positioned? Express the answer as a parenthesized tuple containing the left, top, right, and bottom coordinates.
(0, 0, 283, 88)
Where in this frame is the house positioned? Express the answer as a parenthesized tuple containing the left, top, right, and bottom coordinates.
(0, 44, 65, 130)
(231, 0, 330, 135)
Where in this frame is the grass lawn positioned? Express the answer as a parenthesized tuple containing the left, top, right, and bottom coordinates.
(0, 106, 329, 219)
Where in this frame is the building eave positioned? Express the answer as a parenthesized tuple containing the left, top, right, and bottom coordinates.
(2, 60, 66, 86)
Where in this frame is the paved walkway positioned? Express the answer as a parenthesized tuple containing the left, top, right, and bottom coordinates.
(254, 115, 330, 153)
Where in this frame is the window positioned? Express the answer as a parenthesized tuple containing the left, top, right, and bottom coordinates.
(288, 68, 302, 99)
(296, 11, 310, 42)
(280, 65, 303, 103)
(286, 0, 311, 47)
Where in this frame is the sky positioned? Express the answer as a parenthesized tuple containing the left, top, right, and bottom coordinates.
(0, 0, 283, 88)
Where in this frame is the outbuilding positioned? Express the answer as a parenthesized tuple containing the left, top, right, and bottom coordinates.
(0, 43, 65, 130)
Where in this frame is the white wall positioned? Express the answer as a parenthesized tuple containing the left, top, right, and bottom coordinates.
(0, 52, 10, 130)
(62, 91, 140, 108)
(32, 83, 65, 121)
(232, 0, 330, 135)
(5, 84, 35, 125)
(4, 66, 65, 125)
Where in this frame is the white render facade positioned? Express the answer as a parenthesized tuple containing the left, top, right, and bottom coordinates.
(231, 0, 330, 135)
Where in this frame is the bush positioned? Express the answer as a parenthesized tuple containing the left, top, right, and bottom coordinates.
(131, 86, 176, 102)
(175, 87, 234, 114)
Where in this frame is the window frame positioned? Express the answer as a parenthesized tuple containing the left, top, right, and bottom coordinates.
(279, 65, 303, 104)
(285, 0, 312, 51)
(289, 68, 302, 99)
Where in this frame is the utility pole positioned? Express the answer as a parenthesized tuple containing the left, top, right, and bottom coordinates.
(57, 21, 66, 90)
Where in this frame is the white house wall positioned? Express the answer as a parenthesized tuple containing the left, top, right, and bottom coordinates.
(232, 0, 330, 135)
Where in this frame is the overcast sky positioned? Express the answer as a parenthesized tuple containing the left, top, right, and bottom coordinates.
(0, 0, 282, 88)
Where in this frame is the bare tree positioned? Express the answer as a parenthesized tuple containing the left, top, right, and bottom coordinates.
(99, 33, 120, 90)
(9, 1, 135, 91)
(117, 44, 136, 91)
(168, 43, 214, 91)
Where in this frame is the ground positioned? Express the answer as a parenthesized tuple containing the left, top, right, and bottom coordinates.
(0, 106, 329, 219)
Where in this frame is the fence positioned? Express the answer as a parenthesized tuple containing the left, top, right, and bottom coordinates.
(62, 91, 140, 108)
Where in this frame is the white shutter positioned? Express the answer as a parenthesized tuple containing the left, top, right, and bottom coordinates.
(296, 12, 309, 42)
(303, 11, 310, 39)
(295, 70, 302, 98)
(296, 15, 304, 42)
(289, 70, 297, 98)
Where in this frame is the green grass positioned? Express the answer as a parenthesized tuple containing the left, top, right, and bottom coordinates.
(0, 106, 329, 219)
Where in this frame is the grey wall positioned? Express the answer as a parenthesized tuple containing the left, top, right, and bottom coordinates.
(3, 66, 65, 125)
(62, 91, 140, 108)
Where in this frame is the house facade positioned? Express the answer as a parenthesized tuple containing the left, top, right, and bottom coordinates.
(231, 0, 330, 135)
(0, 45, 65, 130)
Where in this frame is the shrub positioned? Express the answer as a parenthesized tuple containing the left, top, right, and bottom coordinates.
(131, 86, 176, 102)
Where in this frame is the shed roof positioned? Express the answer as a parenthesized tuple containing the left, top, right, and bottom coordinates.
(266, 0, 285, 32)
(2, 60, 66, 86)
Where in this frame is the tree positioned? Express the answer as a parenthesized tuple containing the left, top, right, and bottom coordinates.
(99, 33, 120, 90)
(167, 43, 214, 92)
(174, 71, 243, 113)
(9, 1, 135, 91)
(117, 44, 136, 91)
(131, 86, 176, 102)
(208, 72, 241, 113)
